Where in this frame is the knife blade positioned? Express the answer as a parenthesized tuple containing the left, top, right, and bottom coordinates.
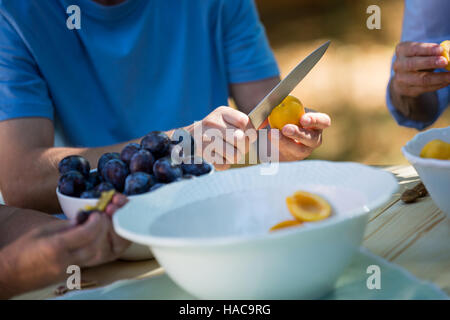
(248, 41, 330, 129)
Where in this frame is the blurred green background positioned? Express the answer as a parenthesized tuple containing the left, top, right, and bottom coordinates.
(256, 0, 450, 165)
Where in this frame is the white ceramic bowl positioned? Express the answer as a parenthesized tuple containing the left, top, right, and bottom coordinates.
(56, 188, 153, 261)
(114, 161, 398, 299)
(57, 164, 214, 261)
(56, 184, 149, 220)
(402, 126, 450, 216)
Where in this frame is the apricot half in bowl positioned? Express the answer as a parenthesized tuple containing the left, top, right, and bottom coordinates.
(420, 139, 450, 160)
(286, 191, 332, 222)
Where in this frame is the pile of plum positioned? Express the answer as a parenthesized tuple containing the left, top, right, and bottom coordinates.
(57, 131, 211, 198)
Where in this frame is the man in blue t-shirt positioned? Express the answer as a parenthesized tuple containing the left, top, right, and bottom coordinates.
(0, 0, 331, 212)
(387, 0, 450, 129)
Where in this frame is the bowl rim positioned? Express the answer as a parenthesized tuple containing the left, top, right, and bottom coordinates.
(113, 161, 398, 248)
(402, 127, 450, 169)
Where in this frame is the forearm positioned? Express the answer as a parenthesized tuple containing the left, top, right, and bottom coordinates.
(389, 80, 440, 124)
(0, 236, 66, 299)
(0, 251, 22, 299)
(0, 213, 65, 299)
(0, 127, 180, 214)
(0, 205, 59, 248)
(230, 76, 280, 114)
(0, 116, 180, 213)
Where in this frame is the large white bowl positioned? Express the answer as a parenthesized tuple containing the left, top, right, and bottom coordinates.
(114, 161, 398, 299)
(402, 127, 450, 216)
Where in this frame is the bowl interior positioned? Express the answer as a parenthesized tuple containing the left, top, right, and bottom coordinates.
(114, 161, 398, 245)
(148, 185, 366, 239)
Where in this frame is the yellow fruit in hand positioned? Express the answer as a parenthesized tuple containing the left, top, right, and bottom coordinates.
(420, 139, 450, 160)
(268, 95, 305, 130)
(286, 191, 331, 222)
(269, 220, 302, 232)
(441, 40, 450, 71)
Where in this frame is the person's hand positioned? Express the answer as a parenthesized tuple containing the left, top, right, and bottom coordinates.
(185, 106, 256, 170)
(392, 42, 450, 98)
(0, 194, 130, 298)
(265, 110, 331, 161)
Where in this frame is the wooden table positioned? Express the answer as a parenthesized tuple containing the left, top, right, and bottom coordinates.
(14, 165, 450, 299)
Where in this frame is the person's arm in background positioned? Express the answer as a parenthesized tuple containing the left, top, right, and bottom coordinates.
(389, 42, 449, 123)
(223, 0, 330, 161)
(0, 109, 253, 213)
(387, 0, 450, 129)
(0, 118, 145, 213)
(0, 194, 129, 299)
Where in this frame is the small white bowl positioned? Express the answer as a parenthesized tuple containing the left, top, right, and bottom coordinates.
(57, 163, 214, 261)
(402, 126, 450, 216)
(57, 163, 214, 219)
(114, 161, 397, 299)
(57, 188, 153, 261)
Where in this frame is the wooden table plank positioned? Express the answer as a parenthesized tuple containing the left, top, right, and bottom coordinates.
(363, 165, 450, 295)
(13, 165, 450, 299)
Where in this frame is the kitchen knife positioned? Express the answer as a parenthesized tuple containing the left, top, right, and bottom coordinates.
(248, 41, 330, 129)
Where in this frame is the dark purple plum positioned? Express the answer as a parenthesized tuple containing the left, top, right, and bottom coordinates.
(141, 131, 171, 158)
(87, 171, 102, 188)
(120, 143, 141, 165)
(95, 181, 115, 193)
(171, 129, 196, 157)
(58, 155, 90, 178)
(58, 170, 87, 197)
(153, 157, 183, 183)
(76, 210, 95, 225)
(124, 172, 156, 196)
(85, 181, 94, 191)
(97, 152, 120, 177)
(101, 159, 129, 192)
(129, 149, 154, 174)
(163, 143, 183, 160)
(181, 157, 212, 176)
(80, 189, 101, 199)
(150, 183, 165, 192)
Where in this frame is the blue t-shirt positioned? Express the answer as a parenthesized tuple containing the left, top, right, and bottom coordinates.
(0, 0, 279, 147)
(386, 0, 449, 130)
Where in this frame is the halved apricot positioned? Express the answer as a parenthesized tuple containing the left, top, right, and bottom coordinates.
(269, 219, 302, 232)
(286, 191, 331, 222)
(268, 95, 305, 130)
(440, 40, 450, 71)
(420, 139, 450, 160)
(83, 189, 115, 212)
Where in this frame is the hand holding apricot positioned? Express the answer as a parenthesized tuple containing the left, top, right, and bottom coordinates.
(392, 41, 450, 98)
(266, 114, 330, 162)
